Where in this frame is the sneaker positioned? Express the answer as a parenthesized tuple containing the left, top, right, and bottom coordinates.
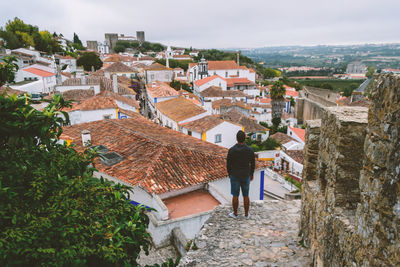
(229, 212, 238, 219)
(244, 213, 251, 219)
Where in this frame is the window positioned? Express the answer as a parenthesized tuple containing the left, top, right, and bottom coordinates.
(215, 134, 222, 143)
(214, 71, 216, 75)
(188, 130, 192, 136)
(237, 70, 239, 76)
(257, 134, 262, 141)
(225, 71, 228, 78)
(103, 115, 112, 119)
(151, 74, 155, 80)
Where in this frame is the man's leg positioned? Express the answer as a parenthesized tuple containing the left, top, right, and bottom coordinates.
(230, 176, 240, 216)
(243, 196, 249, 217)
(232, 196, 239, 216)
(241, 177, 251, 217)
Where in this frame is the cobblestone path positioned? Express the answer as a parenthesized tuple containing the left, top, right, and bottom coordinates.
(179, 200, 312, 267)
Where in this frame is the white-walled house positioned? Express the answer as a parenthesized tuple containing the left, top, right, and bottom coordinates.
(144, 63, 173, 83)
(103, 62, 138, 79)
(155, 96, 208, 131)
(61, 116, 270, 247)
(11, 66, 56, 94)
(63, 92, 139, 125)
(55, 55, 77, 73)
(145, 81, 179, 117)
(188, 60, 256, 83)
(180, 115, 243, 148)
(287, 126, 305, 145)
(220, 109, 270, 142)
(194, 75, 227, 95)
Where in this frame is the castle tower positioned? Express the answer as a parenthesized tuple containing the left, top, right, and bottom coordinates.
(198, 56, 208, 79)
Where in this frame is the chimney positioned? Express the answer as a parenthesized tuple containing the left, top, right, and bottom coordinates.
(113, 74, 118, 94)
(237, 51, 240, 66)
(81, 130, 91, 147)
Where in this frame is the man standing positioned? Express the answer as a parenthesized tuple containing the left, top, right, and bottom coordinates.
(227, 130, 255, 219)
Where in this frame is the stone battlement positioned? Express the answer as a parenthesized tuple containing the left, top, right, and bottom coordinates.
(300, 74, 400, 266)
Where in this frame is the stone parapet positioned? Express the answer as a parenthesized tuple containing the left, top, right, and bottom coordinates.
(300, 74, 400, 266)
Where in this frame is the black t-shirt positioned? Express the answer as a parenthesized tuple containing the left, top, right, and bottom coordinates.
(226, 143, 255, 179)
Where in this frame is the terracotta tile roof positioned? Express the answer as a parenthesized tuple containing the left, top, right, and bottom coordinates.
(145, 63, 171, 71)
(61, 89, 95, 102)
(23, 68, 55, 77)
(289, 126, 305, 142)
(208, 60, 240, 70)
(180, 115, 225, 133)
(286, 90, 299, 97)
(61, 76, 136, 96)
(146, 81, 179, 98)
(61, 117, 267, 194)
(225, 78, 255, 87)
(139, 56, 155, 61)
(220, 110, 268, 133)
(0, 86, 26, 96)
(100, 91, 139, 109)
(60, 72, 72, 78)
(285, 150, 304, 164)
(270, 132, 296, 144)
(173, 54, 191, 59)
(194, 75, 224, 87)
(249, 68, 255, 73)
(258, 98, 272, 104)
(212, 99, 250, 111)
(155, 96, 206, 122)
(200, 86, 246, 98)
(336, 96, 351, 106)
(188, 63, 198, 69)
(104, 62, 137, 73)
(65, 95, 118, 111)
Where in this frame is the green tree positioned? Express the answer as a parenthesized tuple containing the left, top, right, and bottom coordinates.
(77, 52, 103, 71)
(114, 44, 126, 53)
(270, 80, 286, 122)
(0, 56, 19, 87)
(0, 94, 153, 265)
(73, 32, 83, 46)
(366, 66, 375, 78)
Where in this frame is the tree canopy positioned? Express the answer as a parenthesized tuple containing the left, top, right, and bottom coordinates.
(0, 17, 62, 53)
(0, 93, 153, 265)
(0, 56, 19, 87)
(77, 52, 103, 71)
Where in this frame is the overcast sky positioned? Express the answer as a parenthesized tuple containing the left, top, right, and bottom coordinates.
(1, 0, 399, 49)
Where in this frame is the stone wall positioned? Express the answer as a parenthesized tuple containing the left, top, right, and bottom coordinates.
(300, 74, 400, 266)
(295, 87, 338, 124)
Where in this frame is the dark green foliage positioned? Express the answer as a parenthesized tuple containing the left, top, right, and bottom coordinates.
(270, 81, 285, 99)
(245, 137, 281, 152)
(0, 56, 19, 87)
(284, 175, 302, 191)
(169, 80, 192, 93)
(0, 17, 62, 53)
(295, 78, 364, 94)
(156, 59, 192, 71)
(0, 94, 152, 265)
(272, 117, 281, 130)
(114, 44, 126, 53)
(73, 32, 83, 46)
(77, 52, 102, 71)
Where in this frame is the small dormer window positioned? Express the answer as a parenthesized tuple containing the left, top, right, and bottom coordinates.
(100, 152, 123, 166)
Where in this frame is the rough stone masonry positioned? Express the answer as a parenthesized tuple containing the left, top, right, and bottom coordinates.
(300, 74, 400, 266)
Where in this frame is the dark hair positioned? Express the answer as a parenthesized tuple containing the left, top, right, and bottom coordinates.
(236, 130, 245, 143)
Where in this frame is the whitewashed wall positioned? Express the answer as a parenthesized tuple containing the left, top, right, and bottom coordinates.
(205, 121, 242, 148)
(68, 108, 116, 125)
(146, 70, 173, 83)
(209, 169, 266, 203)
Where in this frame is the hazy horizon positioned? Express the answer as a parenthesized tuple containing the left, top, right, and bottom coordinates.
(1, 0, 399, 49)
